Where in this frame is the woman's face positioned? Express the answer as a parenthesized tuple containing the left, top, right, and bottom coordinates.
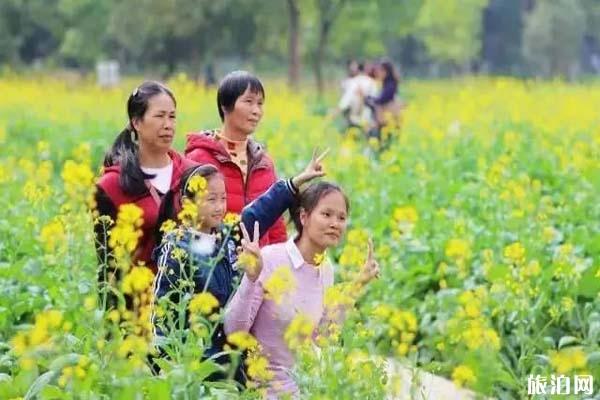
(300, 191, 348, 250)
(225, 86, 264, 135)
(133, 93, 176, 152)
(197, 175, 227, 231)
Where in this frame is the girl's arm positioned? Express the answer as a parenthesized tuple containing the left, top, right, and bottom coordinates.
(240, 148, 329, 241)
(240, 179, 298, 240)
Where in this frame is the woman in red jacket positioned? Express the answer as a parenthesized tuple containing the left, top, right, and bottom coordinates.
(185, 71, 286, 247)
(95, 81, 196, 309)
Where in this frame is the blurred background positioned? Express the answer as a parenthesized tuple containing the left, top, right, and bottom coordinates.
(2, 0, 600, 90)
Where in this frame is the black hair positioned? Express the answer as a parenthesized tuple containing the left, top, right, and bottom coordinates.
(103, 81, 176, 196)
(216, 70, 265, 122)
(154, 165, 222, 244)
(290, 181, 350, 238)
(379, 58, 400, 84)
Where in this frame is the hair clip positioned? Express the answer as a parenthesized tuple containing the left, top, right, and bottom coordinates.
(132, 87, 139, 97)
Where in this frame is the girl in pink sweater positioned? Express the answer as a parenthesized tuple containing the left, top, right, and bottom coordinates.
(224, 181, 379, 398)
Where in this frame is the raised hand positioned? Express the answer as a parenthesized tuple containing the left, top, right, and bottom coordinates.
(237, 221, 262, 282)
(292, 148, 330, 189)
(356, 237, 379, 287)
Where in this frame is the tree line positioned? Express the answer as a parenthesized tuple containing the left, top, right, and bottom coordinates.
(1, 0, 599, 89)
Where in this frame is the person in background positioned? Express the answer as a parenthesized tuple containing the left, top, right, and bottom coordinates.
(185, 71, 287, 247)
(331, 60, 378, 132)
(367, 58, 403, 130)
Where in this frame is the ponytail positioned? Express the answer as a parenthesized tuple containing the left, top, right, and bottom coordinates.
(154, 189, 176, 245)
(103, 125, 148, 196)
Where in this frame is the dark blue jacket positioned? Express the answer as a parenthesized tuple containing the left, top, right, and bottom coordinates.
(151, 179, 297, 358)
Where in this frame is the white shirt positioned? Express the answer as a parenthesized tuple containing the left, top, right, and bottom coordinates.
(337, 74, 378, 126)
(141, 161, 173, 194)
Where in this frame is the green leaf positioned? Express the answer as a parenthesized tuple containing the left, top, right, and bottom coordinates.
(24, 371, 58, 400)
(152, 357, 173, 374)
(587, 351, 600, 365)
(48, 353, 80, 371)
(40, 385, 67, 400)
(194, 359, 222, 382)
(144, 380, 171, 400)
(486, 264, 510, 282)
(576, 265, 600, 298)
(557, 336, 579, 349)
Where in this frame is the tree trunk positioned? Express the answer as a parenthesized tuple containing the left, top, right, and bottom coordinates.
(314, 17, 333, 96)
(287, 0, 301, 88)
(312, 0, 346, 97)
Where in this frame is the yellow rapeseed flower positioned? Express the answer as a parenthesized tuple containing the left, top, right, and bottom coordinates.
(61, 159, 94, 200)
(121, 266, 154, 294)
(188, 292, 219, 315)
(177, 198, 198, 225)
(452, 365, 476, 387)
(313, 252, 325, 266)
(159, 219, 177, 234)
(393, 205, 419, 224)
(186, 175, 207, 195)
(503, 242, 526, 265)
(117, 335, 149, 358)
(263, 266, 296, 304)
(223, 212, 240, 226)
(549, 347, 587, 374)
(246, 349, 274, 382)
(284, 314, 315, 351)
(109, 203, 144, 262)
(445, 238, 471, 261)
(227, 331, 259, 351)
(39, 218, 66, 253)
(237, 252, 259, 276)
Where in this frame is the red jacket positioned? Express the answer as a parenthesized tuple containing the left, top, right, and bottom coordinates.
(95, 150, 197, 273)
(185, 130, 287, 246)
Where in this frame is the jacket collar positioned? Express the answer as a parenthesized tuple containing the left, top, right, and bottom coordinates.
(186, 130, 270, 170)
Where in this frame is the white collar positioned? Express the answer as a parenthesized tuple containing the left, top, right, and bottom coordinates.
(284, 238, 330, 276)
(285, 238, 305, 270)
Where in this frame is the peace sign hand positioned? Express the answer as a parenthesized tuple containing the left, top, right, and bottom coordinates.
(356, 238, 380, 287)
(292, 148, 330, 189)
(237, 221, 263, 282)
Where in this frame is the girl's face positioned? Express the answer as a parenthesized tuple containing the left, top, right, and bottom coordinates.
(225, 86, 264, 135)
(300, 191, 348, 250)
(133, 93, 176, 152)
(197, 176, 227, 231)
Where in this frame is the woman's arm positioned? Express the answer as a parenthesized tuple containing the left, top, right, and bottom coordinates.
(224, 274, 265, 334)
